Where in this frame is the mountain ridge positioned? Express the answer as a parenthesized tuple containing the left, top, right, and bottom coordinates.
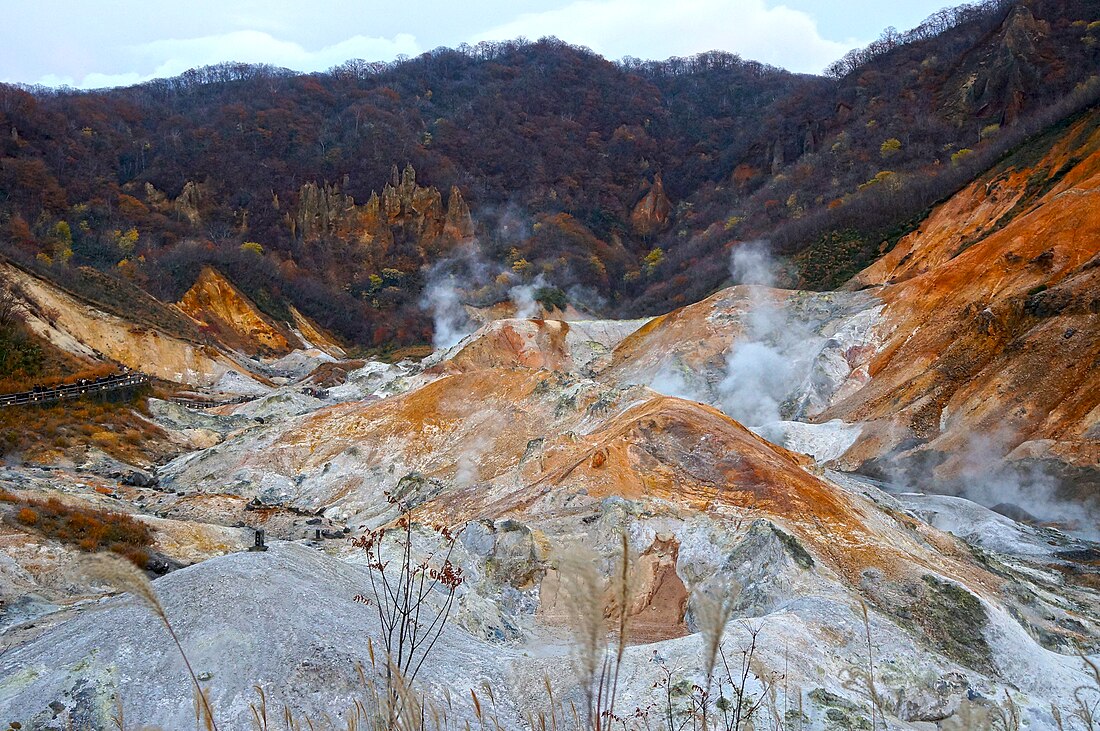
(1, 0, 1097, 349)
(0, 4, 1098, 727)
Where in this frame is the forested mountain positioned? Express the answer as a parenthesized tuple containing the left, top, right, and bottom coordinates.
(3, 4, 1100, 725)
(0, 0, 1097, 348)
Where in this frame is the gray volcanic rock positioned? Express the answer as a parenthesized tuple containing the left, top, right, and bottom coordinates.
(147, 397, 257, 437)
(0, 543, 520, 730)
(3, 290, 1099, 730)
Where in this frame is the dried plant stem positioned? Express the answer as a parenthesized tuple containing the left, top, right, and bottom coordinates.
(860, 601, 880, 731)
(82, 553, 219, 731)
(164, 616, 218, 731)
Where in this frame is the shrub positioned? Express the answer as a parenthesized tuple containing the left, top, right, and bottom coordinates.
(6, 495, 154, 567)
(0, 397, 162, 462)
(858, 170, 897, 190)
(643, 248, 665, 275)
(15, 506, 39, 525)
(0, 327, 45, 380)
(534, 286, 568, 312)
(880, 138, 902, 158)
(350, 492, 465, 722)
(951, 148, 973, 166)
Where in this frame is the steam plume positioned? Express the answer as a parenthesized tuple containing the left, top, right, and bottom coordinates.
(508, 273, 549, 319)
(420, 244, 491, 351)
(716, 241, 815, 427)
(951, 429, 1098, 541)
(422, 272, 474, 351)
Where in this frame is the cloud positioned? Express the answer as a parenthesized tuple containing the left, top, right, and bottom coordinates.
(38, 30, 420, 89)
(471, 0, 853, 73)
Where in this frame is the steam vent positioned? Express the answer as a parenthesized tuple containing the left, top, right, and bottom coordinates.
(0, 2, 1098, 728)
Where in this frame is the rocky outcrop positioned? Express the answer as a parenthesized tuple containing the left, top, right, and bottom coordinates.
(177, 267, 302, 357)
(0, 262, 250, 386)
(290, 164, 475, 269)
(173, 181, 205, 226)
(444, 184, 475, 240)
(291, 180, 354, 241)
(359, 164, 474, 258)
(358, 164, 443, 253)
(620, 533, 689, 642)
(828, 111, 1100, 492)
(288, 305, 346, 359)
(432, 319, 575, 373)
(940, 5, 1053, 124)
(629, 174, 672, 237)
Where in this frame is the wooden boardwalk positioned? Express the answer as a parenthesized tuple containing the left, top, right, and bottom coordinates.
(167, 394, 255, 410)
(0, 373, 149, 408)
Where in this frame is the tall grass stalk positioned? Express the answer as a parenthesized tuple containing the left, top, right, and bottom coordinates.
(82, 553, 220, 731)
(859, 601, 880, 731)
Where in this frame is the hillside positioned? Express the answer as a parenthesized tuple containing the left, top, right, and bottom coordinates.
(0, 2, 1099, 729)
(2, 285, 1097, 729)
(605, 106, 1100, 512)
(177, 266, 301, 356)
(0, 0, 1097, 348)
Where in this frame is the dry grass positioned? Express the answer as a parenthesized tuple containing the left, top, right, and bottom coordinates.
(0, 362, 120, 394)
(16, 527, 1099, 731)
(0, 395, 165, 463)
(7, 494, 153, 568)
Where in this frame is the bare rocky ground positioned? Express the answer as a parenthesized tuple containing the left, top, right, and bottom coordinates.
(1, 308, 1098, 730)
(1, 79, 1098, 731)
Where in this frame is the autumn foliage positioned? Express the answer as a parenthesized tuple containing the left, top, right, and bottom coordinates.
(0, 396, 166, 463)
(6, 493, 154, 568)
(0, 0, 1096, 346)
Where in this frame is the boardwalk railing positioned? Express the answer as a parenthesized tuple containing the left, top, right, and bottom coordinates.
(0, 373, 149, 408)
(168, 394, 254, 410)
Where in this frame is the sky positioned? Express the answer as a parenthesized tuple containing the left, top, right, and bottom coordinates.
(3, 1, 955, 89)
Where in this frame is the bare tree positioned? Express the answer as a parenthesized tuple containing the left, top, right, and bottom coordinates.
(0, 270, 26, 335)
(351, 492, 465, 728)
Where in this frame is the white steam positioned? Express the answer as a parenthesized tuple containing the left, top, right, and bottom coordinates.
(420, 243, 493, 351)
(728, 240, 777, 289)
(508, 274, 548, 320)
(566, 284, 606, 316)
(455, 432, 492, 487)
(716, 242, 816, 427)
(422, 273, 474, 351)
(951, 430, 1098, 541)
(649, 360, 708, 402)
(643, 241, 822, 429)
(449, 408, 503, 488)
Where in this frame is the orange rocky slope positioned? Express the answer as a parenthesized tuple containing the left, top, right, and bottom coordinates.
(176, 267, 302, 357)
(830, 110, 1100, 485)
(0, 262, 249, 386)
(132, 266, 1100, 726)
(167, 364, 992, 593)
(157, 333, 1099, 716)
(427, 317, 645, 375)
(0, 261, 346, 388)
(598, 110, 1100, 498)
